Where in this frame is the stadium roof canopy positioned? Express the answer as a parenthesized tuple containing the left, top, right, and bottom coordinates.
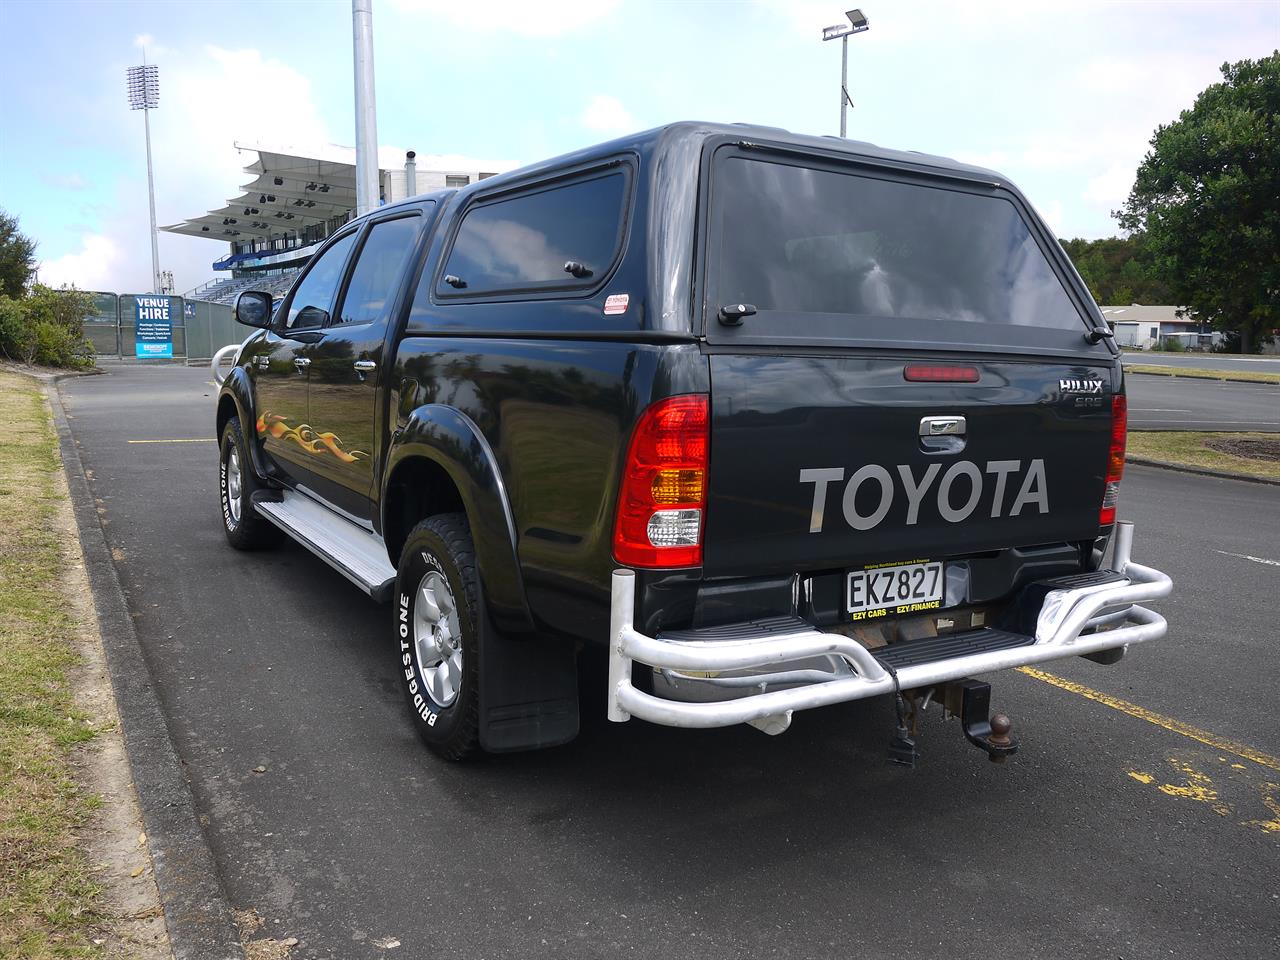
(161, 143, 362, 242)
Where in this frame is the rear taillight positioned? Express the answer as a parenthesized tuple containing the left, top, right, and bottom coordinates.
(613, 395, 709, 568)
(1099, 394, 1127, 526)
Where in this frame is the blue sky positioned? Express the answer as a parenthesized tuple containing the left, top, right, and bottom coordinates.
(1, 0, 1277, 293)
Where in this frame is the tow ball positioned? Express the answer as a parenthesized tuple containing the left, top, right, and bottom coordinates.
(947, 679, 1018, 763)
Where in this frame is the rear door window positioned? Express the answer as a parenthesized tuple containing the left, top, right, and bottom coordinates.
(436, 171, 627, 297)
(707, 154, 1088, 347)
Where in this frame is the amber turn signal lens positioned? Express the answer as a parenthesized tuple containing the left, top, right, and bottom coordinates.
(651, 468, 705, 504)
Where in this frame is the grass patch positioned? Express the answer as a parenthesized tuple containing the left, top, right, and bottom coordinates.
(1128, 431, 1280, 481)
(1125, 363, 1280, 384)
(0, 371, 102, 957)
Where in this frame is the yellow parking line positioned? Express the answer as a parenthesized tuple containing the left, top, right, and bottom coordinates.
(1017, 667, 1280, 773)
(126, 438, 217, 444)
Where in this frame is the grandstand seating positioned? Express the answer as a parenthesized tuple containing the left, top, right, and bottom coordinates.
(185, 271, 299, 305)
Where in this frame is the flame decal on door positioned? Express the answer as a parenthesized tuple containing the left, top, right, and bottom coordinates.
(256, 412, 369, 463)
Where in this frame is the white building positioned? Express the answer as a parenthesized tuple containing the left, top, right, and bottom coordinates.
(1099, 305, 1210, 350)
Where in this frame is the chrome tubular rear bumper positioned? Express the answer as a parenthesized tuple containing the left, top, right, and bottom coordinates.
(606, 521, 1171, 730)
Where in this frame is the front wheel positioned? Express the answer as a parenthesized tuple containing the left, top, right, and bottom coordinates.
(219, 416, 281, 550)
(394, 513, 481, 760)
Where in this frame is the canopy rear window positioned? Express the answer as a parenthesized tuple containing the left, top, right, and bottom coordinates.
(709, 155, 1086, 335)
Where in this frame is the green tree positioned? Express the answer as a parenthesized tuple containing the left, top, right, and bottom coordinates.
(0, 209, 38, 299)
(1118, 53, 1280, 353)
(1059, 235, 1172, 305)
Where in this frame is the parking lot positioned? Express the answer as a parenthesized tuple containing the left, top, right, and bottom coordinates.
(61, 363, 1279, 960)
(1126, 374, 1280, 431)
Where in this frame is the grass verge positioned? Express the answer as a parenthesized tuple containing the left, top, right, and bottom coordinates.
(1128, 431, 1280, 482)
(0, 370, 102, 958)
(1125, 363, 1280, 384)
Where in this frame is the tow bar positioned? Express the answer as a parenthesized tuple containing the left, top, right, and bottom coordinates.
(948, 679, 1018, 763)
(889, 678, 1019, 767)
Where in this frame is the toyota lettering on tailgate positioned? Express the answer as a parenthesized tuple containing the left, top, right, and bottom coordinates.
(799, 459, 1048, 533)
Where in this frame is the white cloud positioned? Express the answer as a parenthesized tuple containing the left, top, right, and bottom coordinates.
(391, 0, 620, 37)
(579, 95, 634, 134)
(1082, 164, 1137, 214)
(134, 33, 153, 49)
(38, 233, 125, 291)
(40, 172, 90, 191)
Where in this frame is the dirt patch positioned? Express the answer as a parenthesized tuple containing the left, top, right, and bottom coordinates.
(53, 418, 173, 959)
(235, 909, 298, 959)
(1205, 435, 1280, 462)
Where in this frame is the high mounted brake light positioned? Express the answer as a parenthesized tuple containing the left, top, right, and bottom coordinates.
(903, 364, 980, 383)
(1099, 394, 1127, 527)
(613, 395, 709, 568)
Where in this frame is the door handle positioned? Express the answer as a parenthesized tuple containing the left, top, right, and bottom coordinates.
(353, 360, 377, 372)
(293, 357, 311, 370)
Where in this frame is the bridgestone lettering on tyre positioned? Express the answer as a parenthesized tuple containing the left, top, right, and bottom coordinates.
(394, 513, 480, 760)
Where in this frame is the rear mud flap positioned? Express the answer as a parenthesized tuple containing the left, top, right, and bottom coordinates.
(478, 607, 579, 753)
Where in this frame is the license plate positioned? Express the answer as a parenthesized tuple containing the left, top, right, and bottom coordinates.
(847, 561, 944, 617)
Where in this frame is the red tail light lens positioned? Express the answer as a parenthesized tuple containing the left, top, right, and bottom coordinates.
(1099, 394, 1127, 526)
(904, 364, 980, 383)
(613, 395, 709, 568)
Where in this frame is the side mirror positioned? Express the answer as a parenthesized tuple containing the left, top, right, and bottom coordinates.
(234, 290, 273, 328)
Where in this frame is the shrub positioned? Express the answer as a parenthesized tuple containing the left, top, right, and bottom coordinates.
(1162, 336, 1186, 352)
(0, 285, 96, 368)
(0, 295, 34, 362)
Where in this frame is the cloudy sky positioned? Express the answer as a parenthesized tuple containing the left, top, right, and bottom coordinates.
(1, 0, 1276, 294)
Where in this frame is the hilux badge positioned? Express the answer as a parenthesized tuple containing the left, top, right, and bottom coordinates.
(1059, 378, 1104, 395)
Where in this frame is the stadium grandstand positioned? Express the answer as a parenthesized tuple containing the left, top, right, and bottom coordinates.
(163, 143, 500, 304)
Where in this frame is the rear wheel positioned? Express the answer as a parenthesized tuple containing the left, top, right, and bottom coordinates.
(219, 416, 281, 550)
(394, 513, 480, 760)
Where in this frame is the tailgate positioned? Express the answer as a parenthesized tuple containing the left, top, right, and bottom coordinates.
(702, 353, 1116, 578)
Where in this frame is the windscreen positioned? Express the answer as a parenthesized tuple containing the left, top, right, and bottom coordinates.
(712, 156, 1085, 331)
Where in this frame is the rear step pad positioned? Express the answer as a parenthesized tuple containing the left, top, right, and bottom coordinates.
(874, 628, 1031, 670)
(252, 490, 395, 599)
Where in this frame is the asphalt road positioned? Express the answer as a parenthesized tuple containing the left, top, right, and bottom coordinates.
(62, 363, 1280, 960)
(1121, 352, 1280, 373)
(1126, 374, 1280, 432)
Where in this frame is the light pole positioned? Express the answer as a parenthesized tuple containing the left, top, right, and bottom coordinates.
(821, 9, 870, 138)
(126, 57, 161, 293)
(352, 0, 380, 215)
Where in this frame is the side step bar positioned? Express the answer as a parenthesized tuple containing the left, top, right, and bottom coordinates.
(252, 490, 396, 600)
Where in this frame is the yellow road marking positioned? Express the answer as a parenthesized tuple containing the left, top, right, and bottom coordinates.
(1241, 784, 1280, 835)
(1155, 758, 1231, 816)
(1017, 667, 1280, 773)
(126, 438, 217, 444)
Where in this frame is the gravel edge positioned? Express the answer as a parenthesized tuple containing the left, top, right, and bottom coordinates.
(1127, 455, 1280, 487)
(48, 378, 246, 960)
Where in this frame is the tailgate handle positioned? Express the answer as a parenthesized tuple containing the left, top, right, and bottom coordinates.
(920, 415, 966, 437)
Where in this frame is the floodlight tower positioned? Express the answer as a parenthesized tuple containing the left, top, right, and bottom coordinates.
(821, 9, 870, 138)
(126, 57, 162, 293)
(352, 0, 380, 216)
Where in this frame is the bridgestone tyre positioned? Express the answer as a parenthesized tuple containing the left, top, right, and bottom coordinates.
(218, 417, 282, 551)
(394, 513, 481, 760)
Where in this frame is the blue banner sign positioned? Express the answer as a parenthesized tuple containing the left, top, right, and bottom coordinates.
(135, 295, 175, 358)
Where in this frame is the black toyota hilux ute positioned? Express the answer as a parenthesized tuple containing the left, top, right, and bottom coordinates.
(214, 122, 1172, 763)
